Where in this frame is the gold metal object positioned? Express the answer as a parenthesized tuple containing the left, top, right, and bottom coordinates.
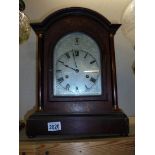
(19, 11, 31, 44)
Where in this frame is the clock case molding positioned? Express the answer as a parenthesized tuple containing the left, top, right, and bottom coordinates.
(26, 7, 129, 138)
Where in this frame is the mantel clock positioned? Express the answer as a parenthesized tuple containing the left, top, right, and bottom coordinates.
(26, 7, 129, 138)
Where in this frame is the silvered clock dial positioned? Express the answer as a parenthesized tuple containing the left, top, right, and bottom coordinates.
(53, 32, 102, 96)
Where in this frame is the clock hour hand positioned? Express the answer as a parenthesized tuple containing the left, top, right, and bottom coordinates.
(58, 60, 79, 73)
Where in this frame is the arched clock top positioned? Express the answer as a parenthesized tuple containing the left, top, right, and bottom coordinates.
(30, 7, 121, 35)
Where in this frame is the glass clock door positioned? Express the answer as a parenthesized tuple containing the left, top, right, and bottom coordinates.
(53, 32, 102, 96)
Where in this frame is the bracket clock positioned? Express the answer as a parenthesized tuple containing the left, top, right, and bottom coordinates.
(26, 7, 129, 138)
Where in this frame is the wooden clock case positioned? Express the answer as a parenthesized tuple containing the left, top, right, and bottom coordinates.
(26, 7, 129, 138)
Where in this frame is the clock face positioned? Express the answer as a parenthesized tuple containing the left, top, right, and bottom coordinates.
(53, 32, 102, 96)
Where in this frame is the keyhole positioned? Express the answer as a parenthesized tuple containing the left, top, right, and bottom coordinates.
(86, 75, 89, 78)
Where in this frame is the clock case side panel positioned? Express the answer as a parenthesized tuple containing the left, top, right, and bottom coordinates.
(109, 31, 120, 110)
(29, 30, 45, 111)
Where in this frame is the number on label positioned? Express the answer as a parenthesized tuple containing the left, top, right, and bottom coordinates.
(48, 122, 61, 131)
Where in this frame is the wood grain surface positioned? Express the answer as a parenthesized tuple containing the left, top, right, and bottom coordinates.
(20, 136, 134, 155)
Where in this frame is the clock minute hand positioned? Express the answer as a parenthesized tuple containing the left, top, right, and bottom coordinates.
(58, 61, 79, 72)
(64, 64, 79, 73)
(72, 52, 77, 68)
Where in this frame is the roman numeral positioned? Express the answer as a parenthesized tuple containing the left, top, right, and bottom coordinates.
(56, 70, 61, 72)
(57, 77, 64, 83)
(58, 60, 64, 64)
(84, 52, 88, 59)
(65, 52, 70, 58)
(76, 86, 78, 91)
(90, 77, 96, 83)
(85, 85, 89, 90)
(90, 60, 96, 64)
(74, 50, 79, 56)
(66, 84, 70, 91)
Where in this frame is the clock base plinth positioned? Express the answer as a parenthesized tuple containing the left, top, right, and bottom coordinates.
(26, 112, 129, 138)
